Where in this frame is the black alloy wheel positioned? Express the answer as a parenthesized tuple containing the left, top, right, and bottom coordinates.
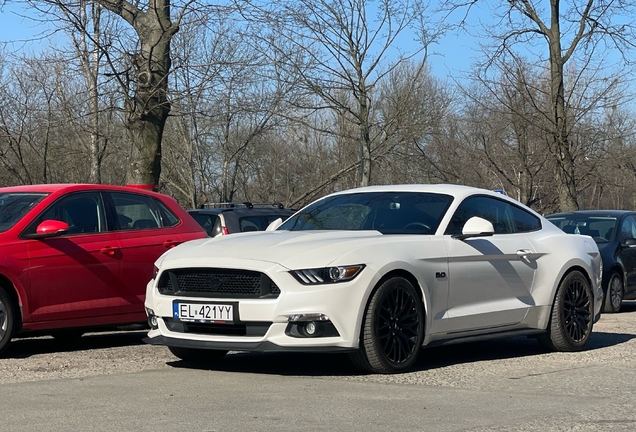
(603, 272, 623, 313)
(350, 277, 425, 374)
(563, 275, 592, 342)
(540, 270, 593, 352)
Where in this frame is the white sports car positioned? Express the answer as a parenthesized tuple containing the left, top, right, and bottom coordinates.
(144, 185, 603, 373)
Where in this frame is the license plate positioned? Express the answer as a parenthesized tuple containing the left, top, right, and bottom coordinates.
(173, 302, 234, 323)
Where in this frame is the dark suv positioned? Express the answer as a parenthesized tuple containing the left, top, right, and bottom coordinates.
(188, 202, 295, 237)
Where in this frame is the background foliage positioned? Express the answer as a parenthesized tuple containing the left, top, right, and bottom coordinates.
(0, 0, 635, 214)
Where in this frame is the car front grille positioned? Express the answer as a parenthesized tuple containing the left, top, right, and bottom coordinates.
(157, 268, 280, 299)
(164, 318, 271, 337)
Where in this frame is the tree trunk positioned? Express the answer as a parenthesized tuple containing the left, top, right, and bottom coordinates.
(88, 4, 102, 184)
(358, 87, 372, 187)
(548, 6, 578, 211)
(97, 0, 178, 190)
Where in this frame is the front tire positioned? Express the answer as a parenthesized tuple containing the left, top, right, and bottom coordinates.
(602, 272, 623, 313)
(540, 270, 593, 352)
(168, 346, 228, 362)
(350, 277, 425, 374)
(0, 287, 15, 356)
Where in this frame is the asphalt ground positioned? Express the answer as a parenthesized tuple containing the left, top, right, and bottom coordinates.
(1, 302, 636, 431)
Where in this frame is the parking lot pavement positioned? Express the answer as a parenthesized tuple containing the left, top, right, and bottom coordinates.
(1, 302, 636, 431)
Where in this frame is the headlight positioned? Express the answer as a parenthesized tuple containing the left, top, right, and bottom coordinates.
(290, 265, 365, 285)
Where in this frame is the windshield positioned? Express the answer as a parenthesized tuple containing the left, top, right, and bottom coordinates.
(0, 192, 48, 233)
(279, 192, 454, 234)
(546, 215, 616, 244)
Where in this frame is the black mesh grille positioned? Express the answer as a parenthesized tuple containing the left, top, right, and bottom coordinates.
(165, 319, 271, 336)
(157, 268, 280, 299)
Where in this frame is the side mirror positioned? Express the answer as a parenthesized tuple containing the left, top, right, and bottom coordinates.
(266, 218, 283, 231)
(453, 216, 495, 240)
(33, 220, 69, 238)
(624, 238, 636, 247)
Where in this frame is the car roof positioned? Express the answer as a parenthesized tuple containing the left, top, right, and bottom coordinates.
(326, 184, 518, 205)
(0, 183, 168, 198)
(546, 210, 636, 218)
(188, 208, 294, 216)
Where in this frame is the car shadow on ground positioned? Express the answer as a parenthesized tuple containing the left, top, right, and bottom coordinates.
(167, 328, 636, 377)
(620, 300, 636, 312)
(168, 303, 636, 376)
(4, 329, 148, 359)
(6, 306, 636, 370)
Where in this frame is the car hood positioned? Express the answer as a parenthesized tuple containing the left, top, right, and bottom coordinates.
(161, 230, 387, 270)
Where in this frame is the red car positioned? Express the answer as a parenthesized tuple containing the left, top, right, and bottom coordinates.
(0, 184, 206, 354)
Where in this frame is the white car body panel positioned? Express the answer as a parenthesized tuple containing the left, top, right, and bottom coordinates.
(145, 184, 603, 362)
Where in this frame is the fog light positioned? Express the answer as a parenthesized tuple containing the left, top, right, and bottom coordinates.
(305, 321, 317, 335)
(145, 307, 158, 330)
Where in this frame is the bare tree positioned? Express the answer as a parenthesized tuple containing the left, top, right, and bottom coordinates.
(161, 10, 297, 206)
(94, 0, 184, 188)
(239, 0, 437, 187)
(26, 0, 198, 188)
(41, 1, 109, 183)
(0, 55, 67, 185)
(458, 59, 554, 209)
(442, 0, 636, 211)
(373, 59, 455, 185)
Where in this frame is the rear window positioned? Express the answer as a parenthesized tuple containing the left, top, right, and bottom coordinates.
(238, 215, 288, 232)
(547, 215, 617, 243)
(0, 192, 48, 232)
(191, 213, 218, 236)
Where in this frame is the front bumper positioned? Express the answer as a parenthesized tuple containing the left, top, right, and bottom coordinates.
(143, 334, 355, 353)
(144, 260, 374, 352)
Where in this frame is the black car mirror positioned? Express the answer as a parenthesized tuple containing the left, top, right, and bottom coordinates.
(623, 238, 636, 247)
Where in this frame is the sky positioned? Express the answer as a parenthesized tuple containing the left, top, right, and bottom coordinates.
(0, 4, 49, 43)
(0, 2, 478, 81)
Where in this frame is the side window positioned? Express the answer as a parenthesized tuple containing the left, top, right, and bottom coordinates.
(445, 196, 540, 235)
(508, 204, 541, 233)
(239, 216, 262, 232)
(110, 192, 177, 230)
(28, 192, 105, 235)
(619, 216, 636, 243)
(156, 200, 180, 227)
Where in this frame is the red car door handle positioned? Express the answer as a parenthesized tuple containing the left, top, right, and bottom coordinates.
(163, 240, 181, 249)
(100, 246, 119, 256)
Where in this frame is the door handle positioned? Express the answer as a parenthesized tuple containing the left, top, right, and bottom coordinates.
(516, 249, 533, 258)
(100, 246, 119, 256)
(163, 240, 181, 249)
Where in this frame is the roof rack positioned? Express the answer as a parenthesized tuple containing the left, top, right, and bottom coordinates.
(198, 201, 285, 210)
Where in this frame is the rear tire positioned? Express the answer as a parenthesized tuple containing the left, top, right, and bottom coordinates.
(602, 272, 623, 313)
(0, 287, 15, 356)
(349, 277, 424, 374)
(168, 346, 228, 362)
(539, 270, 593, 352)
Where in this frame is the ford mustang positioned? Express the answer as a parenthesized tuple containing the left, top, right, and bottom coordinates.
(144, 185, 603, 373)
